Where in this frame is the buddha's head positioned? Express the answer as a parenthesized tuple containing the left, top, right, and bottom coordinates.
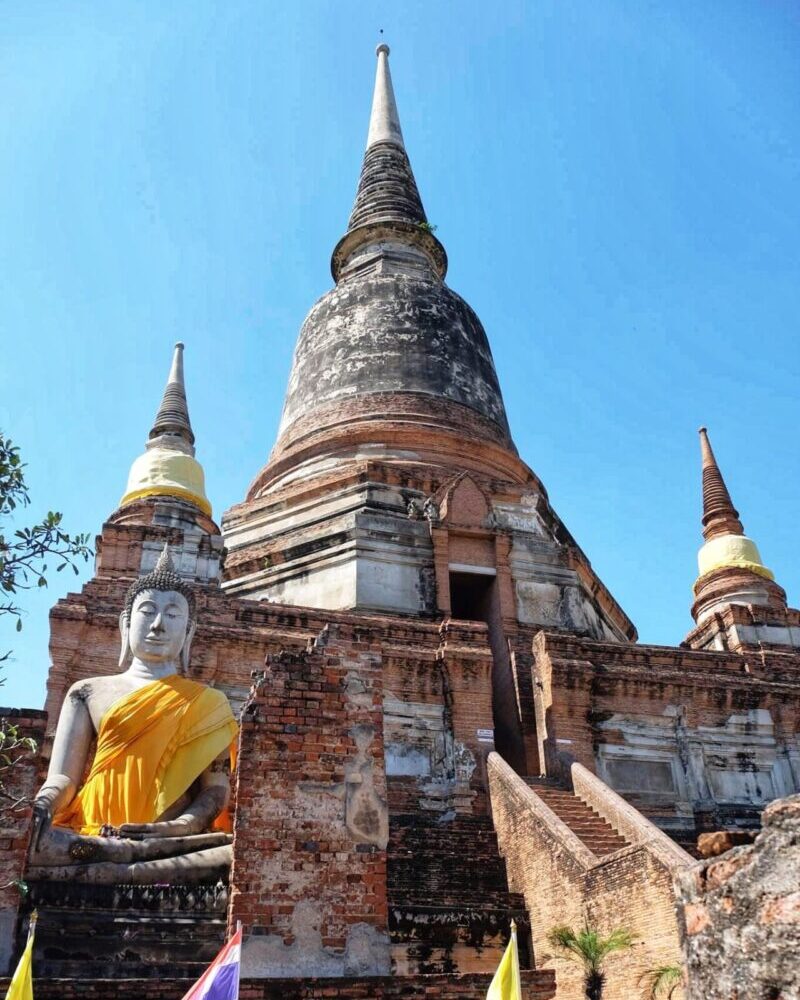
(119, 545, 197, 670)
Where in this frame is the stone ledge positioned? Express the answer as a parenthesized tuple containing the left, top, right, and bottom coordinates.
(0, 971, 558, 999)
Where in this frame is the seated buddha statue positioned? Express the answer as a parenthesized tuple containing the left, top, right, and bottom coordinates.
(27, 546, 238, 884)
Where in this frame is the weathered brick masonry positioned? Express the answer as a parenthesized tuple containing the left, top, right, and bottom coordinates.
(0, 970, 557, 1000)
(489, 754, 692, 999)
(0, 709, 46, 973)
(230, 626, 390, 975)
(532, 631, 800, 839)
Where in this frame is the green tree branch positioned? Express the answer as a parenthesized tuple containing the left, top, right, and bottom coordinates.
(0, 432, 92, 665)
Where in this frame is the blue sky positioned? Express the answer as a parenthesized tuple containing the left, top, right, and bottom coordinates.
(1, 1, 798, 709)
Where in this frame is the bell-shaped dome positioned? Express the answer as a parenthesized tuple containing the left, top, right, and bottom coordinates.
(278, 275, 511, 444)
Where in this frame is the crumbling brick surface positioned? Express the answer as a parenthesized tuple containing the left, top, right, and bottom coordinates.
(388, 812, 529, 975)
(229, 625, 390, 976)
(0, 708, 47, 974)
(532, 631, 800, 835)
(0, 970, 557, 999)
(677, 793, 800, 1000)
(21, 481, 800, 992)
(32, 540, 525, 980)
(16, 882, 229, 979)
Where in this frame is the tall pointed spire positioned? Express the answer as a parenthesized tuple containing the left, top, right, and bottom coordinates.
(149, 342, 195, 448)
(119, 343, 211, 516)
(366, 43, 404, 148)
(274, 42, 508, 482)
(346, 44, 428, 233)
(699, 427, 743, 541)
(690, 427, 782, 627)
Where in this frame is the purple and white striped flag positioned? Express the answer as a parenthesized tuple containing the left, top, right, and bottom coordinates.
(180, 925, 242, 1000)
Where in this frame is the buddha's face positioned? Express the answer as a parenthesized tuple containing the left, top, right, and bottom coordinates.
(128, 588, 191, 664)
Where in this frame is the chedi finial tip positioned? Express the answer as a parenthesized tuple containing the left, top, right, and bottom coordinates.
(376, 42, 390, 57)
(149, 341, 195, 447)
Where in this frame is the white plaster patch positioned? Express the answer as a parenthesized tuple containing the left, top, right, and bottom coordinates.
(242, 900, 391, 978)
(595, 707, 800, 810)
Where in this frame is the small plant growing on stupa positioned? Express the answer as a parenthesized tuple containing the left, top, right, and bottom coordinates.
(547, 924, 634, 1000)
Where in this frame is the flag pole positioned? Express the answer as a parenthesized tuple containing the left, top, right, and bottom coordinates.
(5, 909, 37, 1000)
(485, 917, 522, 1000)
(510, 918, 521, 1000)
(235, 921, 242, 1000)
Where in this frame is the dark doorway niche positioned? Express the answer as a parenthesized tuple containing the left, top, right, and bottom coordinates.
(447, 568, 527, 774)
(449, 571, 494, 622)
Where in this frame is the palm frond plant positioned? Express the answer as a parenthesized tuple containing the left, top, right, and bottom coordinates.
(639, 964, 683, 999)
(547, 924, 634, 1000)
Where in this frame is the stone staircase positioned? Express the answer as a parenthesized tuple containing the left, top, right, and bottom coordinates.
(525, 778, 630, 857)
(388, 813, 530, 975)
(490, 754, 694, 1000)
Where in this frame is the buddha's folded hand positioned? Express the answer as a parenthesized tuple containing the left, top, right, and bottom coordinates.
(117, 816, 205, 839)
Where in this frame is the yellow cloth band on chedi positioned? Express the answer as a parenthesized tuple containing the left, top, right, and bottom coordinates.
(696, 533, 774, 584)
(120, 447, 212, 516)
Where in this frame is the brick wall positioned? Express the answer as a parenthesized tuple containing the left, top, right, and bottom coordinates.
(0, 708, 47, 974)
(583, 852, 684, 1000)
(229, 625, 390, 977)
(0, 970, 557, 999)
(488, 754, 588, 998)
(437, 620, 495, 814)
(570, 762, 694, 871)
(532, 631, 800, 833)
(388, 812, 529, 975)
(509, 632, 540, 776)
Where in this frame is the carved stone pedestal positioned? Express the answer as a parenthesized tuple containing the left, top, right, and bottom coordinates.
(19, 880, 228, 979)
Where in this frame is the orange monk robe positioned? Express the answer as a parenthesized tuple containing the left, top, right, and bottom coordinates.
(54, 675, 238, 837)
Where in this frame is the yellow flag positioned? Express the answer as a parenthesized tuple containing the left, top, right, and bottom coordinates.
(4, 916, 34, 1000)
(486, 923, 522, 1000)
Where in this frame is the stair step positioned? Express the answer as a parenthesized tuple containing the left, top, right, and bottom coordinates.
(389, 814, 526, 913)
(524, 778, 631, 858)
